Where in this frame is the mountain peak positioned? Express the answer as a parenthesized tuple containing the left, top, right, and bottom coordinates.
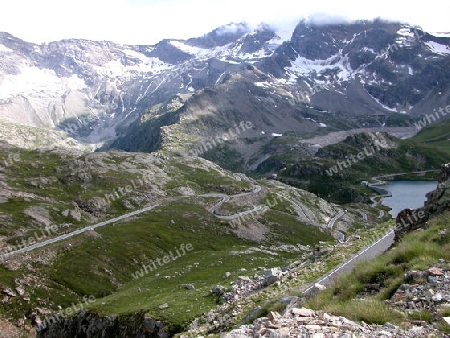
(186, 22, 250, 48)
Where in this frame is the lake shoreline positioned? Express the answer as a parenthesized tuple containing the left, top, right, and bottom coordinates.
(381, 181, 437, 217)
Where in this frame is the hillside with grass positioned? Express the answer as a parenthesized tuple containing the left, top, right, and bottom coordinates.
(1, 143, 390, 336)
(412, 119, 450, 152)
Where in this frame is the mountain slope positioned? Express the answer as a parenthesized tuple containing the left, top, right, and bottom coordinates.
(262, 20, 450, 116)
(100, 20, 450, 170)
(412, 119, 450, 151)
(0, 24, 283, 146)
(1, 20, 449, 152)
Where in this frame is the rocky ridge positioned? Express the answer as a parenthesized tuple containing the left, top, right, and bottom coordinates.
(395, 163, 450, 240)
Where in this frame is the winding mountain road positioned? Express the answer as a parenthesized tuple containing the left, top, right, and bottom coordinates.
(306, 170, 439, 295)
(200, 173, 261, 215)
(327, 209, 346, 243)
(368, 169, 439, 209)
(1, 173, 261, 260)
(1, 172, 384, 263)
(371, 170, 439, 185)
(276, 193, 310, 223)
(327, 209, 345, 229)
(2, 170, 398, 312)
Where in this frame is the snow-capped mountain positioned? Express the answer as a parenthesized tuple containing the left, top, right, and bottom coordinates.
(0, 20, 449, 149)
(261, 20, 450, 116)
(0, 23, 284, 146)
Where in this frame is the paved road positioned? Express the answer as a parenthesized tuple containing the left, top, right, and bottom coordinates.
(302, 229, 395, 295)
(359, 211, 368, 221)
(201, 173, 261, 216)
(200, 193, 230, 213)
(367, 169, 439, 210)
(327, 209, 345, 229)
(1, 204, 160, 260)
(371, 170, 439, 184)
(215, 205, 266, 220)
(3, 173, 260, 260)
(277, 193, 310, 223)
(1, 170, 381, 261)
(300, 169, 436, 295)
(327, 209, 346, 243)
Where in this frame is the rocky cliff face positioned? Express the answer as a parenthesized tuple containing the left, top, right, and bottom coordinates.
(36, 311, 169, 338)
(395, 163, 450, 241)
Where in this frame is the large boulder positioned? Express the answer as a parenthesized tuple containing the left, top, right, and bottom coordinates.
(263, 267, 282, 286)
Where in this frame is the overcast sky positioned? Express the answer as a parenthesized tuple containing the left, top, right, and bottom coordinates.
(1, 0, 450, 45)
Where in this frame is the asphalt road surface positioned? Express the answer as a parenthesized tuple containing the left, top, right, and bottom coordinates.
(303, 229, 395, 295)
(1, 204, 159, 260)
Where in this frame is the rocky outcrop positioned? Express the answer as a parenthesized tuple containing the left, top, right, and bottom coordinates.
(223, 306, 442, 337)
(36, 311, 169, 338)
(395, 163, 450, 241)
(388, 267, 450, 317)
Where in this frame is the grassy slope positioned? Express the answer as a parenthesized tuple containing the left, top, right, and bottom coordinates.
(412, 119, 450, 152)
(306, 212, 450, 334)
(0, 146, 337, 334)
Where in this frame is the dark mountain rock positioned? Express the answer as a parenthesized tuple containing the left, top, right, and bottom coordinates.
(395, 163, 450, 241)
(148, 39, 192, 63)
(239, 25, 277, 54)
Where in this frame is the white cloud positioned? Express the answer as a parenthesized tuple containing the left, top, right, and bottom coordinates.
(1, 0, 449, 45)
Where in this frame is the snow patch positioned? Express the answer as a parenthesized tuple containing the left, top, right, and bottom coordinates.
(425, 41, 450, 55)
(0, 66, 86, 100)
(430, 32, 450, 38)
(170, 36, 282, 62)
(0, 44, 13, 53)
(94, 54, 172, 79)
(287, 53, 353, 84)
(397, 28, 414, 38)
(371, 96, 397, 112)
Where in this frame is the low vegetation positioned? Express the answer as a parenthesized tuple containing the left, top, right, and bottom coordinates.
(306, 212, 450, 328)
